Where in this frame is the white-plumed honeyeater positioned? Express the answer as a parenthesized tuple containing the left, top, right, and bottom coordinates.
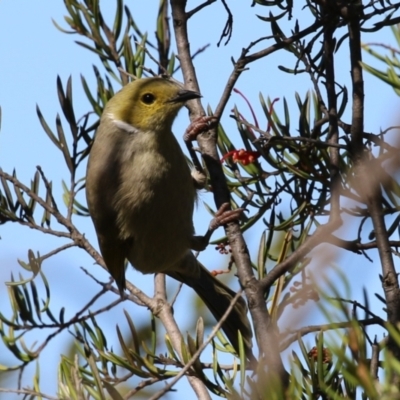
(86, 76, 253, 356)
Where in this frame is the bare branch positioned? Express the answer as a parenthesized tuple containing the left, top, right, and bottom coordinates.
(280, 317, 385, 351)
(0, 388, 57, 400)
(152, 272, 210, 399)
(149, 291, 244, 400)
(186, 0, 217, 19)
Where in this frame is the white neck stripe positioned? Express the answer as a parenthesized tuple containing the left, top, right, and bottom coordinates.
(108, 113, 139, 134)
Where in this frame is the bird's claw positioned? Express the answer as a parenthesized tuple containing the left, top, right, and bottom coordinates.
(209, 203, 243, 231)
(184, 116, 217, 142)
(190, 203, 243, 252)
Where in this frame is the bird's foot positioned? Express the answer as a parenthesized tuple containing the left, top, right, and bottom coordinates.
(184, 116, 217, 142)
(191, 203, 243, 251)
(209, 203, 243, 231)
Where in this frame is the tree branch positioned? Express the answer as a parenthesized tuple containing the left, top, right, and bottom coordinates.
(150, 290, 244, 400)
(153, 273, 211, 399)
(347, 4, 400, 361)
(170, 0, 289, 382)
(280, 317, 385, 351)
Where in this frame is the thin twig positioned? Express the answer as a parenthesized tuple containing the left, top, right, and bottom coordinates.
(35, 295, 124, 353)
(153, 270, 211, 399)
(280, 317, 385, 351)
(260, 222, 339, 291)
(236, 117, 347, 150)
(186, 0, 216, 19)
(39, 242, 76, 261)
(0, 388, 57, 400)
(370, 339, 380, 380)
(124, 376, 170, 399)
(321, 8, 341, 223)
(135, 41, 168, 76)
(170, 281, 184, 307)
(149, 291, 244, 400)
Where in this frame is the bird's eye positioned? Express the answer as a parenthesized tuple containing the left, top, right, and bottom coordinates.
(141, 93, 156, 104)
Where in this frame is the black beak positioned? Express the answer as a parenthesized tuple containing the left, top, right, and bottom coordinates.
(169, 89, 202, 103)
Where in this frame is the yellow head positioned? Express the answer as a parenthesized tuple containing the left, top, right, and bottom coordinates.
(105, 77, 201, 133)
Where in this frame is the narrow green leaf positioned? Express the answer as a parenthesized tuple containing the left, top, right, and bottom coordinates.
(103, 381, 124, 400)
(0, 171, 15, 211)
(113, 0, 123, 41)
(116, 325, 135, 365)
(86, 349, 106, 400)
(165, 334, 179, 361)
(55, 115, 74, 173)
(36, 105, 61, 150)
(123, 310, 140, 355)
(30, 280, 42, 322)
(196, 317, 204, 349)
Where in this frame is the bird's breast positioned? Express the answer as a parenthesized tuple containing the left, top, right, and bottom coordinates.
(115, 133, 196, 273)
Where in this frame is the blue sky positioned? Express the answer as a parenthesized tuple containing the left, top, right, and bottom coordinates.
(1, 1, 399, 398)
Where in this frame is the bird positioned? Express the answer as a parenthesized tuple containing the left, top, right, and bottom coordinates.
(85, 76, 253, 357)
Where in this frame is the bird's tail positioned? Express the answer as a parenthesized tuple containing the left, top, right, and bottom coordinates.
(168, 256, 253, 360)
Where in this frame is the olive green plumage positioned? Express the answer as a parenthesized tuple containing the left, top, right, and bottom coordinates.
(86, 77, 253, 356)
